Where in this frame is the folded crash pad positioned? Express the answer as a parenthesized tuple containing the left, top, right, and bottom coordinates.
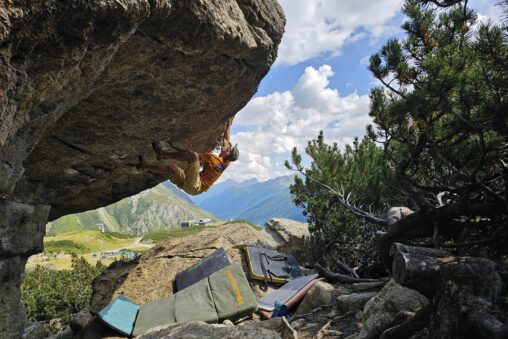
(174, 247, 230, 291)
(99, 263, 258, 337)
(257, 274, 319, 311)
(257, 274, 322, 319)
(98, 294, 140, 336)
(243, 246, 303, 284)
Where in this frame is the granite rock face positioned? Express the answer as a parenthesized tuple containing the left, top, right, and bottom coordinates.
(0, 1, 284, 337)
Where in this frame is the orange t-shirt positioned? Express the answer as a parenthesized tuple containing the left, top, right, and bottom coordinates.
(199, 153, 229, 191)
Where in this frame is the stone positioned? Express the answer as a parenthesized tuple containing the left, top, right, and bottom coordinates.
(70, 309, 94, 333)
(75, 317, 124, 339)
(138, 321, 282, 339)
(357, 280, 429, 339)
(0, 257, 28, 339)
(264, 218, 310, 260)
(22, 322, 49, 339)
(0, 201, 50, 256)
(289, 319, 305, 331)
(336, 292, 378, 313)
(280, 317, 298, 339)
(293, 281, 335, 316)
(386, 207, 414, 229)
(350, 281, 386, 293)
(241, 317, 297, 339)
(46, 327, 74, 339)
(0, 1, 284, 337)
(222, 320, 235, 327)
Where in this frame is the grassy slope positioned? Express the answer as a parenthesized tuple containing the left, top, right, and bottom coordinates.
(44, 230, 137, 253)
(141, 226, 209, 243)
(47, 183, 218, 235)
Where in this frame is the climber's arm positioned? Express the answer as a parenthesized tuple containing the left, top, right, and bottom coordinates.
(223, 117, 232, 148)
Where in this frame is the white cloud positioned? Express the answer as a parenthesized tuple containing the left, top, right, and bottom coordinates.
(223, 65, 371, 182)
(471, 0, 504, 26)
(275, 0, 404, 65)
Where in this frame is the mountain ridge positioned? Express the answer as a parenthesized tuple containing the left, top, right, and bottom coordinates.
(47, 184, 217, 235)
(188, 175, 305, 224)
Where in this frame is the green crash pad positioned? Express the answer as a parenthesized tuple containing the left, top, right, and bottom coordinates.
(127, 263, 257, 337)
(174, 248, 230, 291)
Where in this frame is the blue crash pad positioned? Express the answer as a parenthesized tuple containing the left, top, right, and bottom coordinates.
(98, 294, 140, 336)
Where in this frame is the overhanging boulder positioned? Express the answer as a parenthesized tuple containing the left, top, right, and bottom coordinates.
(0, 1, 285, 337)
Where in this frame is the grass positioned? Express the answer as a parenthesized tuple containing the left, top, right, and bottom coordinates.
(44, 240, 89, 254)
(141, 226, 209, 243)
(223, 219, 264, 231)
(27, 230, 141, 270)
(29, 221, 258, 270)
(44, 230, 137, 252)
(103, 231, 136, 239)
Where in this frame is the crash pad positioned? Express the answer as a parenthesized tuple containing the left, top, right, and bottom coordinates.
(98, 294, 140, 336)
(257, 274, 319, 311)
(99, 263, 258, 337)
(243, 246, 303, 284)
(174, 247, 230, 291)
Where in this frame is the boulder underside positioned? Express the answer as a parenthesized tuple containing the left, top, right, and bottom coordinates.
(0, 0, 284, 337)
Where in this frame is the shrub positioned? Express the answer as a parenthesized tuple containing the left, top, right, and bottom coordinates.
(22, 254, 105, 322)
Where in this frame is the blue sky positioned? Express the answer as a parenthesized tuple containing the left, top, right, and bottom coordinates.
(223, 0, 502, 182)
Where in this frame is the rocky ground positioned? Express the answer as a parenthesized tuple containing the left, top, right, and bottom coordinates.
(22, 219, 431, 339)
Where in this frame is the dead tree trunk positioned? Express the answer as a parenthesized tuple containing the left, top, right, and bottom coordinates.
(378, 200, 504, 269)
(389, 243, 506, 339)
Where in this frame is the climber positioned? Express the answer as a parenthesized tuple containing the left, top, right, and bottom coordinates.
(141, 118, 239, 195)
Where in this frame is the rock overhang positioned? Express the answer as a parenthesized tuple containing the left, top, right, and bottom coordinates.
(0, 2, 284, 335)
(0, 0, 285, 219)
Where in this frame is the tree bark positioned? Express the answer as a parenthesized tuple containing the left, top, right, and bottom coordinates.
(378, 200, 505, 268)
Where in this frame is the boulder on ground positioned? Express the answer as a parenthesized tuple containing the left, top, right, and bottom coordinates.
(70, 309, 93, 333)
(337, 292, 378, 313)
(350, 281, 386, 293)
(293, 281, 336, 316)
(264, 218, 310, 260)
(241, 317, 297, 339)
(138, 321, 282, 339)
(22, 322, 48, 339)
(357, 280, 428, 339)
(46, 327, 73, 339)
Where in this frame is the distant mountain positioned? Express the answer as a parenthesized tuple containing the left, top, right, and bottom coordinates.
(47, 183, 218, 235)
(188, 175, 305, 225)
(189, 178, 258, 205)
(238, 190, 306, 225)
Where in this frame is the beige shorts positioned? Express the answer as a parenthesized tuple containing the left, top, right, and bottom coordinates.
(169, 160, 203, 195)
